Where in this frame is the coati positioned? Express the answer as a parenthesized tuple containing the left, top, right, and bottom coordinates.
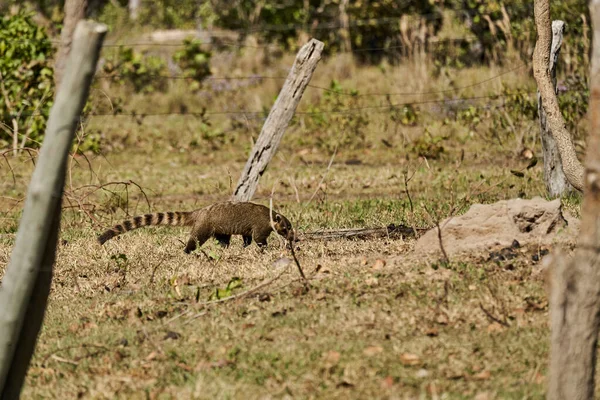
(98, 201, 294, 253)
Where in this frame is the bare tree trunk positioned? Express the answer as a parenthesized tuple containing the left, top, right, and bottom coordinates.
(128, 0, 141, 21)
(533, 0, 585, 192)
(0, 21, 107, 397)
(23, 1, 54, 32)
(537, 20, 574, 197)
(338, 0, 351, 53)
(547, 1, 600, 399)
(233, 39, 324, 202)
(54, 0, 88, 91)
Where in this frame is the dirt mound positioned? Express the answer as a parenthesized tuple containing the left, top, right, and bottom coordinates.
(414, 197, 579, 258)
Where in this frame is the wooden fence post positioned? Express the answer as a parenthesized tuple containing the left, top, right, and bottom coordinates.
(547, 1, 600, 399)
(233, 39, 324, 202)
(537, 20, 573, 197)
(0, 21, 107, 398)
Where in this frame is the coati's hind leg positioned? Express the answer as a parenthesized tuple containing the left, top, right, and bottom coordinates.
(242, 235, 253, 247)
(214, 234, 231, 248)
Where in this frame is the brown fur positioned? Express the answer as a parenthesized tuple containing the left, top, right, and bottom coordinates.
(97, 202, 294, 253)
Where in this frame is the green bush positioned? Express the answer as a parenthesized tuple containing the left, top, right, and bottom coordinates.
(389, 102, 419, 127)
(137, 0, 202, 29)
(102, 46, 167, 93)
(444, 0, 588, 69)
(558, 74, 589, 138)
(457, 106, 481, 129)
(172, 38, 212, 91)
(0, 11, 54, 150)
(488, 86, 537, 143)
(301, 80, 370, 151)
(411, 128, 447, 159)
(212, 0, 442, 62)
(92, 0, 590, 69)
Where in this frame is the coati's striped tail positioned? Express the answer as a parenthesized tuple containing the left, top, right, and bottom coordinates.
(98, 211, 192, 245)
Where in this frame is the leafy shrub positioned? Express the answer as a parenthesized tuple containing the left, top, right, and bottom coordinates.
(487, 86, 536, 143)
(211, 0, 442, 62)
(137, 0, 205, 29)
(389, 102, 419, 127)
(0, 11, 54, 150)
(302, 80, 370, 151)
(73, 130, 103, 154)
(411, 128, 446, 159)
(457, 106, 482, 129)
(558, 74, 589, 138)
(431, 39, 486, 73)
(188, 112, 234, 152)
(102, 46, 167, 93)
(172, 39, 212, 91)
(444, 0, 588, 68)
(480, 79, 588, 146)
(500, 87, 537, 120)
(93, 0, 590, 69)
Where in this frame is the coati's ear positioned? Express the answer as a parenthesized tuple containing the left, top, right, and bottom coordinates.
(274, 214, 282, 223)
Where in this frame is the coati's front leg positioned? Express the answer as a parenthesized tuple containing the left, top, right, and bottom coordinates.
(253, 230, 270, 248)
(214, 234, 231, 248)
(242, 235, 253, 247)
(184, 238, 197, 254)
(184, 228, 211, 254)
(255, 237, 268, 248)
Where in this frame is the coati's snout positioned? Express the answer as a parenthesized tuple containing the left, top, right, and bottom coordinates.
(273, 213, 297, 242)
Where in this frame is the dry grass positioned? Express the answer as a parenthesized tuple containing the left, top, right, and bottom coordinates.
(6, 229, 551, 399)
(0, 44, 585, 398)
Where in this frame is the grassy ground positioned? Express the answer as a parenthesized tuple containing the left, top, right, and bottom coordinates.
(0, 43, 584, 398)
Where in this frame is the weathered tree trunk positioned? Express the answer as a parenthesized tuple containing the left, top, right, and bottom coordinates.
(128, 0, 141, 21)
(338, 0, 351, 53)
(533, 0, 585, 192)
(0, 21, 107, 397)
(233, 39, 324, 201)
(547, 1, 600, 399)
(54, 0, 88, 91)
(537, 20, 574, 197)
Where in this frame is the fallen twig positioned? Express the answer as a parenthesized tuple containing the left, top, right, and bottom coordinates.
(288, 237, 307, 283)
(302, 224, 428, 241)
(479, 302, 511, 327)
(40, 344, 110, 367)
(50, 355, 79, 366)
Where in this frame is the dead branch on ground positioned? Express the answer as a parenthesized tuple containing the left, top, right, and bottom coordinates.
(302, 224, 428, 241)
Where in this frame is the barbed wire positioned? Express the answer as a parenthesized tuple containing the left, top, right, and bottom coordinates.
(308, 63, 529, 97)
(206, 14, 448, 34)
(73, 91, 532, 119)
(15, 91, 516, 119)
(94, 74, 288, 81)
(93, 62, 529, 98)
(297, 92, 532, 115)
(8, 37, 483, 52)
